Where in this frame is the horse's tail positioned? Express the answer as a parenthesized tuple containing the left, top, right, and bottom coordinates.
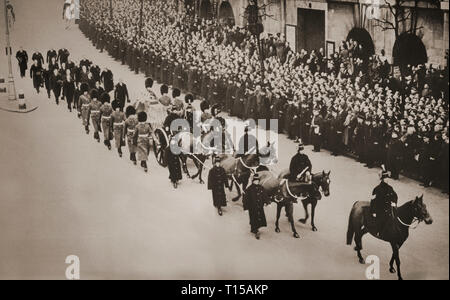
(346, 203, 357, 246)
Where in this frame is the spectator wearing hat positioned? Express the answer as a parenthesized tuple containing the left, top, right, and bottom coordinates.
(386, 130, 403, 180)
(100, 92, 113, 150)
(89, 89, 103, 143)
(243, 173, 270, 240)
(370, 165, 398, 237)
(418, 132, 440, 187)
(310, 109, 324, 152)
(208, 156, 229, 216)
(134, 112, 153, 172)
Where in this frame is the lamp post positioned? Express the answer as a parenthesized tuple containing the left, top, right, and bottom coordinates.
(3, 0, 17, 101)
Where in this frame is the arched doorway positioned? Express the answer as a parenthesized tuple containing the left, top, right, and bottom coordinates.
(393, 32, 428, 68)
(346, 27, 375, 60)
(218, 1, 235, 27)
(200, 0, 213, 20)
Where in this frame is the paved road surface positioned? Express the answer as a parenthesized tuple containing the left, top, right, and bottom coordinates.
(0, 0, 448, 280)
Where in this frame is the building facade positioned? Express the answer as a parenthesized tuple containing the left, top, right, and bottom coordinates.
(188, 0, 449, 67)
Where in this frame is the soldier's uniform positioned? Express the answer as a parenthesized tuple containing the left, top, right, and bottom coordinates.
(79, 84, 91, 134)
(111, 101, 126, 157)
(89, 90, 103, 142)
(100, 94, 113, 150)
(134, 112, 153, 173)
(125, 106, 139, 164)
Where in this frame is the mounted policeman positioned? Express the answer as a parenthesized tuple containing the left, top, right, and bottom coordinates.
(288, 139, 312, 185)
(370, 165, 398, 237)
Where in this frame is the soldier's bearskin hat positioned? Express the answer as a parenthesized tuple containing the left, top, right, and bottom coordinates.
(111, 100, 120, 111)
(145, 77, 154, 89)
(126, 106, 136, 118)
(211, 104, 221, 116)
(160, 84, 169, 95)
(100, 92, 111, 104)
(200, 100, 210, 112)
(172, 88, 181, 98)
(185, 94, 194, 104)
(80, 83, 90, 94)
(138, 112, 147, 123)
(90, 89, 99, 100)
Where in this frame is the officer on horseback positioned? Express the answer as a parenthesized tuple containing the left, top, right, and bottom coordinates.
(289, 140, 312, 184)
(370, 165, 398, 237)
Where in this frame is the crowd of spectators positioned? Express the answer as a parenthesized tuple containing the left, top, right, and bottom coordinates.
(79, 0, 449, 192)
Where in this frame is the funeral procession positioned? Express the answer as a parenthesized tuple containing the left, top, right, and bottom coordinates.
(0, 0, 448, 282)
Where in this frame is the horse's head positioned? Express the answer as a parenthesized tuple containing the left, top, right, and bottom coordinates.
(239, 153, 260, 174)
(411, 195, 433, 225)
(259, 141, 278, 165)
(313, 171, 331, 197)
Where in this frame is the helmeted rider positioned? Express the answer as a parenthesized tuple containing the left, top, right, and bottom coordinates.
(289, 140, 312, 184)
(370, 165, 398, 237)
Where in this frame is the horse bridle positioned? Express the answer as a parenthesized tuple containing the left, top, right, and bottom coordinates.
(396, 201, 424, 229)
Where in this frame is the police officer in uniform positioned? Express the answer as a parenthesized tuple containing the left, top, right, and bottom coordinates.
(370, 165, 398, 237)
(289, 140, 312, 183)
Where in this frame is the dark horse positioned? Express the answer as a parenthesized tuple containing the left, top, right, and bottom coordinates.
(258, 170, 331, 238)
(346, 195, 433, 280)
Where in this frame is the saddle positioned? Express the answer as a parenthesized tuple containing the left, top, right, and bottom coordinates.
(364, 207, 400, 241)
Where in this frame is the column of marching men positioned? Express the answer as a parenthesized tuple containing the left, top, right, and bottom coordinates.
(15, 45, 278, 240)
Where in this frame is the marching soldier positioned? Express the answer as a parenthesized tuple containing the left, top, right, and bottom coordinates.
(111, 100, 126, 158)
(134, 112, 153, 173)
(79, 83, 92, 134)
(100, 92, 113, 150)
(208, 156, 230, 216)
(89, 89, 103, 143)
(125, 106, 139, 165)
(50, 68, 63, 105)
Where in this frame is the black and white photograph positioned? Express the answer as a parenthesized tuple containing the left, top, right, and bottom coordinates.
(0, 0, 448, 284)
